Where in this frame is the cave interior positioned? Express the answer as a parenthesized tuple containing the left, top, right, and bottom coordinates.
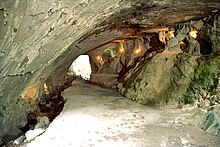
(0, 0, 220, 145)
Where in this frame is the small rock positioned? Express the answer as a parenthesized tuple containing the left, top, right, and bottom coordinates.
(170, 44, 183, 54)
(174, 119, 179, 124)
(191, 20, 204, 30)
(167, 37, 179, 48)
(34, 116, 50, 129)
(203, 107, 220, 136)
(204, 99, 210, 107)
(180, 137, 189, 145)
(176, 26, 189, 41)
(188, 109, 207, 127)
(25, 128, 45, 141)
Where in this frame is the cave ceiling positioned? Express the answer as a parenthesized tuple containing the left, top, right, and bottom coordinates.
(76, 0, 220, 52)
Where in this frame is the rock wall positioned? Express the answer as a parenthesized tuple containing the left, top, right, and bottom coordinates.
(0, 0, 219, 144)
(118, 51, 199, 105)
(178, 20, 220, 135)
(0, 0, 132, 143)
(189, 105, 220, 136)
(181, 13, 220, 106)
(118, 13, 220, 106)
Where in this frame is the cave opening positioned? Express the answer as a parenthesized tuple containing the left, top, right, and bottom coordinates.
(68, 55, 92, 81)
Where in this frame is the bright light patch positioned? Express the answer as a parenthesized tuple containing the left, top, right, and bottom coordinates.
(96, 55, 102, 62)
(69, 55, 91, 80)
(189, 29, 198, 38)
(43, 83, 49, 95)
(134, 48, 141, 55)
(179, 41, 187, 50)
(133, 38, 143, 55)
(179, 41, 186, 46)
(167, 31, 175, 38)
(119, 42, 125, 53)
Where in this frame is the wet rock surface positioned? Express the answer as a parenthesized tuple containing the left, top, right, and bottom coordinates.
(17, 80, 220, 147)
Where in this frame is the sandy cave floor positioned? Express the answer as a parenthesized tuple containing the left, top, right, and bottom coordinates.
(21, 80, 220, 147)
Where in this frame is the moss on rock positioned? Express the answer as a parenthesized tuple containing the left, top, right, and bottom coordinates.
(189, 106, 220, 136)
(182, 55, 220, 106)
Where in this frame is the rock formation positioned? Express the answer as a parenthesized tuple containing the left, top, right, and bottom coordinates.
(0, 0, 219, 144)
(117, 16, 220, 106)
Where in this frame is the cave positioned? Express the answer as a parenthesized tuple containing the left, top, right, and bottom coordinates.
(0, 0, 220, 146)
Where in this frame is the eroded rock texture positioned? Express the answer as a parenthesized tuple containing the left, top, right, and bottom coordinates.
(0, 0, 219, 144)
(118, 14, 220, 106)
(118, 52, 198, 105)
(189, 105, 220, 136)
(0, 0, 131, 143)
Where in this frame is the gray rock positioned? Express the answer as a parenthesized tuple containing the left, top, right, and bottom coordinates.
(189, 106, 220, 136)
(167, 37, 179, 48)
(209, 14, 220, 53)
(204, 108, 220, 136)
(90, 74, 118, 89)
(188, 109, 208, 128)
(171, 44, 183, 54)
(119, 52, 177, 104)
(191, 20, 204, 30)
(176, 26, 190, 41)
(118, 52, 199, 105)
(34, 116, 50, 129)
(188, 37, 201, 55)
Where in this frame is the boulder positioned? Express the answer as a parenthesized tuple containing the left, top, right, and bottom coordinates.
(189, 106, 220, 136)
(118, 51, 198, 105)
(34, 116, 50, 129)
(90, 74, 118, 89)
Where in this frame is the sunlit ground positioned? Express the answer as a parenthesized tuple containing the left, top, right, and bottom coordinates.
(24, 80, 220, 147)
(69, 55, 91, 80)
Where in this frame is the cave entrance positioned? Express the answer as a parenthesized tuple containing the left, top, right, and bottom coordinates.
(69, 55, 91, 80)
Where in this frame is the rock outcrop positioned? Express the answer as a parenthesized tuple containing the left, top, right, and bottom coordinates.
(189, 106, 220, 136)
(0, 0, 131, 143)
(117, 12, 220, 107)
(118, 52, 199, 105)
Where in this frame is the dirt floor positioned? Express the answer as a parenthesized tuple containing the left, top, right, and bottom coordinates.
(22, 80, 220, 147)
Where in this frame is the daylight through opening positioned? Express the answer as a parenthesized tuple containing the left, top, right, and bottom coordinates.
(69, 55, 91, 80)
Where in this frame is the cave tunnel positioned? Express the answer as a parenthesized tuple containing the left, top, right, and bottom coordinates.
(0, 0, 220, 146)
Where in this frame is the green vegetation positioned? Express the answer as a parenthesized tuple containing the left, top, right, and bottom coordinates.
(181, 55, 220, 105)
